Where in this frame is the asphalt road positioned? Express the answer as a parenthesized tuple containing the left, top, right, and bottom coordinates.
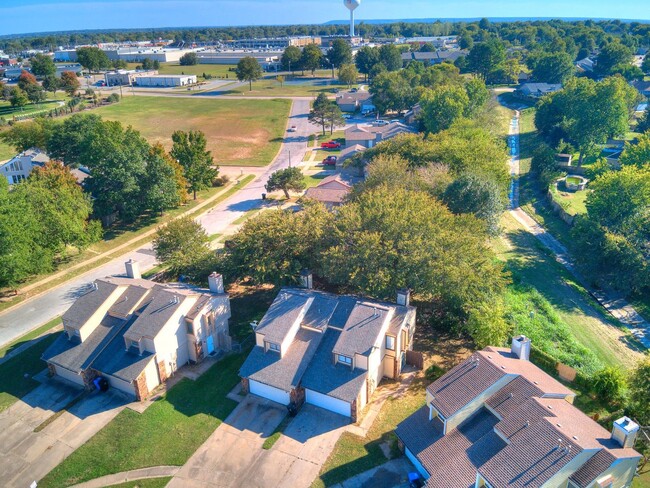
(0, 99, 311, 347)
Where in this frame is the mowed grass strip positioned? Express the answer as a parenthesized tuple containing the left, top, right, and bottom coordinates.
(0, 330, 61, 412)
(38, 353, 246, 488)
(92, 96, 291, 166)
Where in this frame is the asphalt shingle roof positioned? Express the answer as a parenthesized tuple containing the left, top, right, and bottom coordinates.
(107, 285, 150, 319)
(332, 302, 390, 358)
(254, 290, 312, 344)
(62, 280, 121, 329)
(43, 315, 128, 373)
(124, 286, 188, 341)
(92, 315, 155, 383)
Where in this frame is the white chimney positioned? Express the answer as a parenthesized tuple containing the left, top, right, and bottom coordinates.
(396, 288, 410, 307)
(300, 269, 313, 290)
(511, 335, 531, 361)
(125, 259, 141, 279)
(208, 272, 224, 294)
(611, 417, 639, 448)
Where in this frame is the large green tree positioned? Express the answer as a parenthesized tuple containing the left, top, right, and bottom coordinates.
(467, 38, 506, 83)
(620, 132, 650, 168)
(326, 39, 353, 78)
(596, 41, 633, 76)
(171, 130, 218, 200)
(60, 71, 80, 96)
(144, 144, 187, 215)
(235, 56, 263, 91)
(300, 43, 323, 76)
(355, 46, 380, 81)
(528, 51, 575, 84)
(0, 116, 55, 152)
(308, 93, 332, 135)
(265, 167, 305, 199)
(153, 216, 211, 276)
(338, 63, 359, 87)
(30, 53, 56, 78)
(76, 46, 112, 72)
(281, 45, 301, 74)
(420, 85, 469, 134)
(378, 44, 403, 71)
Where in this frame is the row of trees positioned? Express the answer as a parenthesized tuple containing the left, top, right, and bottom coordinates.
(4, 19, 648, 57)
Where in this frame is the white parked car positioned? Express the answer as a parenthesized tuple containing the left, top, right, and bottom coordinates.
(287, 126, 297, 132)
(371, 120, 390, 127)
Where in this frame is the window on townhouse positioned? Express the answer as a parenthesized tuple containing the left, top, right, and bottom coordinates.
(268, 342, 280, 353)
(337, 354, 352, 366)
(385, 335, 395, 351)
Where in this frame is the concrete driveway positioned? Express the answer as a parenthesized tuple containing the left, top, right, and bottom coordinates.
(0, 378, 129, 487)
(169, 396, 348, 488)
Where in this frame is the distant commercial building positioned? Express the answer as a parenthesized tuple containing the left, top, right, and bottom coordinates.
(320, 36, 363, 48)
(401, 36, 458, 49)
(1, 66, 26, 79)
(55, 63, 82, 77)
(54, 47, 200, 63)
(228, 36, 321, 50)
(198, 52, 281, 71)
(104, 69, 158, 86)
(134, 74, 197, 87)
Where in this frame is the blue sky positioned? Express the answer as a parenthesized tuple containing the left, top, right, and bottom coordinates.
(1, 0, 648, 36)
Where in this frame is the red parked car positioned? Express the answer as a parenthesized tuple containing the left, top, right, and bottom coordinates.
(322, 156, 338, 166)
(320, 141, 341, 149)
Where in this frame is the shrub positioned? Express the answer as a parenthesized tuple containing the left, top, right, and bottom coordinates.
(106, 93, 120, 103)
(425, 364, 446, 382)
(591, 367, 627, 405)
(213, 174, 230, 187)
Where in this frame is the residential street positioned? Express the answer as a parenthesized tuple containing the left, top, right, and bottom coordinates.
(0, 98, 311, 347)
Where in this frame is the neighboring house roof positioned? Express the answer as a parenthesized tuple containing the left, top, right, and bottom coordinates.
(240, 288, 415, 402)
(336, 90, 372, 107)
(62, 280, 121, 329)
(108, 284, 150, 319)
(631, 80, 650, 95)
(401, 51, 465, 64)
(303, 175, 353, 205)
(576, 57, 595, 72)
(345, 123, 416, 143)
(396, 347, 640, 488)
(519, 83, 563, 97)
(338, 144, 366, 163)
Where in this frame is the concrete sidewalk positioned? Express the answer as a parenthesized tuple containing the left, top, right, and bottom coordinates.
(331, 458, 414, 488)
(68, 466, 180, 488)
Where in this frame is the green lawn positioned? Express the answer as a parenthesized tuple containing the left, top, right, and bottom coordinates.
(549, 184, 589, 216)
(303, 171, 329, 188)
(312, 376, 426, 488)
(106, 478, 172, 488)
(497, 213, 644, 370)
(92, 96, 291, 166)
(0, 330, 61, 412)
(0, 100, 61, 120)
(38, 353, 245, 488)
(224, 76, 356, 98)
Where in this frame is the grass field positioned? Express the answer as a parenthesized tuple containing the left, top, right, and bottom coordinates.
(0, 100, 61, 120)
(92, 96, 291, 166)
(224, 76, 357, 98)
(126, 62, 237, 80)
(38, 353, 245, 488)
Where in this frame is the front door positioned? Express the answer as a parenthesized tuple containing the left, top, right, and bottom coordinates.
(206, 335, 215, 355)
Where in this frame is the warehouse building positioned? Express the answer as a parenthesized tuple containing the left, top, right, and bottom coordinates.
(134, 74, 197, 87)
(104, 69, 158, 86)
(198, 52, 281, 71)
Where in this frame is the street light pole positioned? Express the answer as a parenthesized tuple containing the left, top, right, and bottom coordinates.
(288, 150, 291, 168)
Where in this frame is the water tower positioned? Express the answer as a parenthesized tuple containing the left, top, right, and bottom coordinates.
(344, 0, 361, 37)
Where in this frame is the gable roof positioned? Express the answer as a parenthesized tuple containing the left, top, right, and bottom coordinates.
(397, 347, 641, 488)
(240, 288, 415, 401)
(303, 175, 353, 205)
(62, 279, 122, 329)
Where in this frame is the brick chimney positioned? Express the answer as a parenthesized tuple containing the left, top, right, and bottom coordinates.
(125, 259, 141, 279)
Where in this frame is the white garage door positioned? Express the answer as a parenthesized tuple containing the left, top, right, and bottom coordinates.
(249, 380, 290, 405)
(305, 389, 351, 417)
(53, 364, 85, 386)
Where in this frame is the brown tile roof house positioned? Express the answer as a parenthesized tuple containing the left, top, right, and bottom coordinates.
(239, 280, 416, 421)
(396, 337, 642, 488)
(303, 174, 353, 207)
(345, 122, 417, 149)
(43, 262, 232, 400)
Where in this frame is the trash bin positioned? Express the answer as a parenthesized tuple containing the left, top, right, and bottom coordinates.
(262, 193, 267, 200)
(93, 376, 109, 392)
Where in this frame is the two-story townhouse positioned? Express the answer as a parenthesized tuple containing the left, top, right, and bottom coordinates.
(396, 336, 642, 488)
(43, 261, 231, 400)
(1, 148, 49, 185)
(239, 273, 416, 421)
